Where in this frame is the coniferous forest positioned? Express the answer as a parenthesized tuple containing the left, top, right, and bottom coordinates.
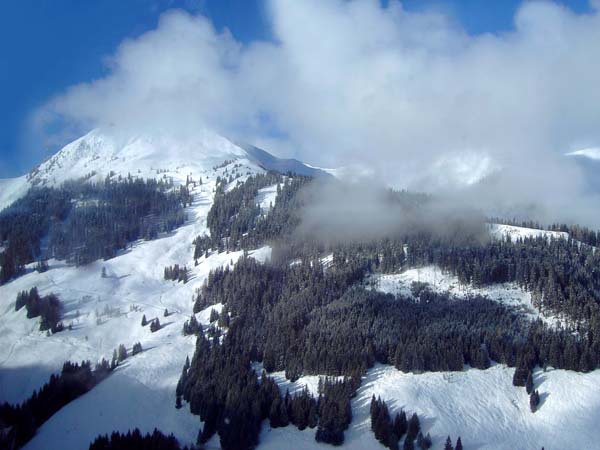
(88, 428, 186, 450)
(0, 175, 189, 283)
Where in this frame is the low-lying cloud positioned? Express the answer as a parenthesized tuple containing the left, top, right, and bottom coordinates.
(295, 179, 489, 244)
(35, 0, 600, 226)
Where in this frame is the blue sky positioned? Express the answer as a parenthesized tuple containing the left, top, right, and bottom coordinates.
(0, 0, 593, 177)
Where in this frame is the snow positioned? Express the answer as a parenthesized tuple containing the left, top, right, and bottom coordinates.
(258, 363, 600, 450)
(252, 362, 344, 398)
(196, 303, 224, 326)
(0, 175, 30, 212)
(370, 266, 534, 314)
(256, 184, 279, 213)
(26, 127, 252, 189)
(368, 266, 561, 326)
(488, 223, 568, 241)
(320, 254, 334, 269)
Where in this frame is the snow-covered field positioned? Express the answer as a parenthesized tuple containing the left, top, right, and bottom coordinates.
(0, 175, 29, 212)
(256, 184, 279, 214)
(368, 265, 565, 327)
(370, 266, 538, 317)
(259, 363, 600, 450)
(488, 223, 568, 241)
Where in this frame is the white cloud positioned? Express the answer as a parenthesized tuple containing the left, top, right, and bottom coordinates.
(36, 0, 600, 225)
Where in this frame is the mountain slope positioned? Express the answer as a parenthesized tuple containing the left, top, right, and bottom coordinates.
(2, 130, 600, 450)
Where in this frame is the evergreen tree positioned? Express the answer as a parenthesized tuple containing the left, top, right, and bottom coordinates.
(444, 436, 454, 450)
(150, 318, 161, 333)
(455, 437, 463, 450)
(209, 308, 220, 323)
(132, 342, 143, 355)
(407, 413, 420, 439)
(111, 349, 118, 370)
(530, 390, 540, 412)
(141, 314, 148, 327)
(118, 344, 128, 362)
(513, 365, 528, 387)
(526, 371, 534, 395)
(422, 432, 432, 449)
(394, 410, 408, 438)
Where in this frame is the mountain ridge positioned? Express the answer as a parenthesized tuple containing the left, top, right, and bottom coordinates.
(0, 127, 331, 211)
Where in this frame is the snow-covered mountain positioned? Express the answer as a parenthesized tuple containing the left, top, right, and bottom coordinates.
(2, 129, 600, 450)
(0, 127, 330, 212)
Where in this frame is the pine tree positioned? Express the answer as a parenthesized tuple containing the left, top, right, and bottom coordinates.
(407, 412, 420, 439)
(141, 314, 148, 327)
(526, 371, 534, 394)
(150, 318, 161, 333)
(530, 390, 540, 412)
(307, 401, 318, 429)
(416, 432, 424, 449)
(403, 437, 414, 450)
(394, 410, 407, 438)
(164, 308, 169, 317)
(118, 344, 128, 362)
(422, 432, 432, 449)
(111, 349, 118, 370)
(513, 365, 528, 386)
(444, 436, 454, 450)
(455, 437, 463, 450)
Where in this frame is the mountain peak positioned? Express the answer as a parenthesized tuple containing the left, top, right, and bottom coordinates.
(0, 127, 332, 211)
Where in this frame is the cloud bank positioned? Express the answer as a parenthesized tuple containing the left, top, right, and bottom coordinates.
(36, 0, 600, 225)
